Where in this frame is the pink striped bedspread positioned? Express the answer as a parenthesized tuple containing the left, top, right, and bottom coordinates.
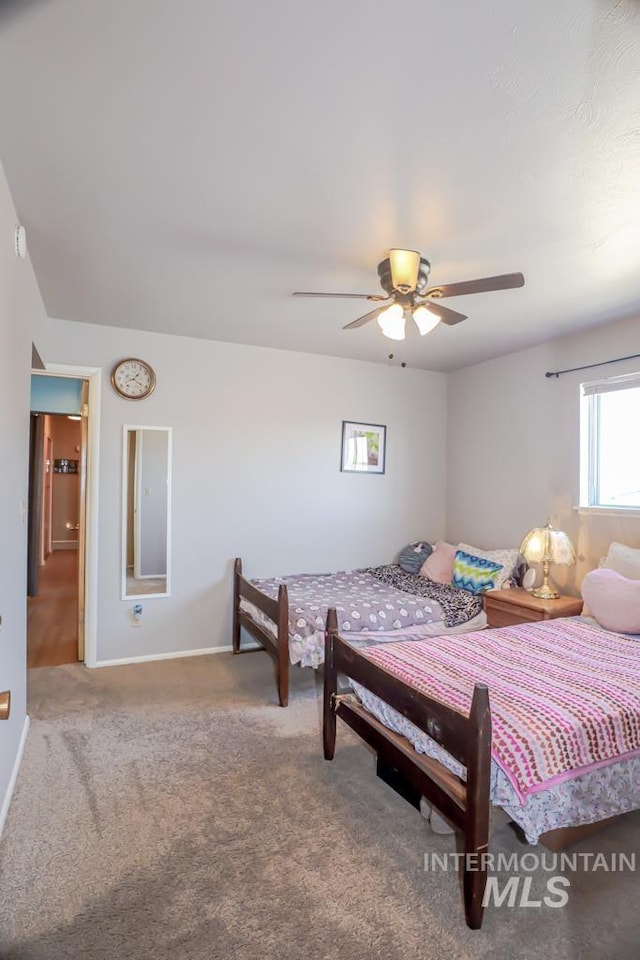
(359, 617, 640, 801)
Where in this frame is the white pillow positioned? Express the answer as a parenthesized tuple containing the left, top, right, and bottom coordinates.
(581, 568, 640, 634)
(600, 542, 640, 580)
(457, 543, 519, 590)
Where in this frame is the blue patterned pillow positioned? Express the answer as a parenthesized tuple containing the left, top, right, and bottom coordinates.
(452, 550, 503, 594)
(397, 541, 433, 574)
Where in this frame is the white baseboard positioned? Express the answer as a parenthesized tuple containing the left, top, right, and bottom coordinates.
(92, 641, 261, 668)
(0, 715, 30, 838)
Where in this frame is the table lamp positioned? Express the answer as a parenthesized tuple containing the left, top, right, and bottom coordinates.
(519, 521, 576, 599)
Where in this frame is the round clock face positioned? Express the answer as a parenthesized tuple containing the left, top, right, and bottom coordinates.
(111, 358, 156, 400)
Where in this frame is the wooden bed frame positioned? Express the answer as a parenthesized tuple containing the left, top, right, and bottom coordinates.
(232, 556, 488, 709)
(322, 608, 626, 928)
(233, 557, 291, 706)
(323, 608, 492, 930)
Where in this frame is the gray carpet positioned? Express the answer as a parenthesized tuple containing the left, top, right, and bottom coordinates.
(0, 652, 638, 960)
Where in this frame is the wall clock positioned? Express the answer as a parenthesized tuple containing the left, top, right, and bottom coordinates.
(110, 358, 156, 400)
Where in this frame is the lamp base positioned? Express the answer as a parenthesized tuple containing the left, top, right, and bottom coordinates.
(531, 584, 560, 600)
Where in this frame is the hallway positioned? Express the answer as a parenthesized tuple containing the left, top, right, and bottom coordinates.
(27, 551, 78, 669)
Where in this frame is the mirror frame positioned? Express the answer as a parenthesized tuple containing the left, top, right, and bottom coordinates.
(121, 425, 172, 601)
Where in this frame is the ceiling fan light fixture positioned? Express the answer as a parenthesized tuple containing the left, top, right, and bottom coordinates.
(295, 256, 524, 335)
(412, 304, 440, 336)
(377, 303, 406, 340)
(389, 249, 420, 293)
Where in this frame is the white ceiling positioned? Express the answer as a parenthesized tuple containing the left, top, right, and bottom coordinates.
(1, 0, 639, 372)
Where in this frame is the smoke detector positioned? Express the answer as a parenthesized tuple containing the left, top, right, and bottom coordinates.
(14, 225, 27, 259)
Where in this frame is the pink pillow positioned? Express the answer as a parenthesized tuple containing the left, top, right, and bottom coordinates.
(581, 568, 640, 634)
(420, 541, 457, 584)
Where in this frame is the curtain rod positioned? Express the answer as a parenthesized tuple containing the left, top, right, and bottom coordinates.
(545, 352, 640, 379)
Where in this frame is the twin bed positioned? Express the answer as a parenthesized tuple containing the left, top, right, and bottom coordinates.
(232, 554, 640, 929)
(233, 556, 486, 705)
(324, 610, 640, 928)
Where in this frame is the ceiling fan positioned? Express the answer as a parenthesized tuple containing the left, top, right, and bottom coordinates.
(293, 249, 525, 341)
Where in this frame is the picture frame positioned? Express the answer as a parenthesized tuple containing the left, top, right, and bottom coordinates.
(340, 421, 386, 474)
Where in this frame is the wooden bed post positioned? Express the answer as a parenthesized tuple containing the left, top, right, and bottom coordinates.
(323, 607, 338, 760)
(463, 683, 492, 930)
(276, 583, 290, 707)
(232, 558, 242, 653)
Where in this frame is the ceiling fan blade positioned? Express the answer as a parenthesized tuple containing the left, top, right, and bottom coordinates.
(293, 291, 386, 300)
(343, 305, 387, 329)
(425, 272, 525, 299)
(418, 300, 467, 326)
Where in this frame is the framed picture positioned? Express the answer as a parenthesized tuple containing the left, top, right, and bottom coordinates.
(340, 421, 386, 474)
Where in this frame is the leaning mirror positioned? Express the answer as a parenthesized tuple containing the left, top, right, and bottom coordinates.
(122, 426, 172, 599)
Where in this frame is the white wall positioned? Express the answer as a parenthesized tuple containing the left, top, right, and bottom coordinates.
(447, 312, 640, 595)
(0, 160, 49, 828)
(46, 318, 448, 663)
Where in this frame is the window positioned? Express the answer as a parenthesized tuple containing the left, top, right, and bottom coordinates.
(580, 373, 640, 509)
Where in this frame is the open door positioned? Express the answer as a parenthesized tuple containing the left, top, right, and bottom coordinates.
(42, 431, 53, 562)
(27, 414, 44, 597)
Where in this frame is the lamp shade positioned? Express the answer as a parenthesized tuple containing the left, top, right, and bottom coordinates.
(412, 304, 440, 336)
(377, 303, 406, 340)
(519, 522, 576, 566)
(389, 249, 420, 293)
(519, 522, 575, 599)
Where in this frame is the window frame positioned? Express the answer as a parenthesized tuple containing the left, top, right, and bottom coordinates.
(580, 372, 640, 512)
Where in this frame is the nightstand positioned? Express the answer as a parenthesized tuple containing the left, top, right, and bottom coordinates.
(483, 587, 583, 628)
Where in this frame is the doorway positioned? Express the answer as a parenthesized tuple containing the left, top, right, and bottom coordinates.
(27, 410, 85, 667)
(27, 375, 88, 669)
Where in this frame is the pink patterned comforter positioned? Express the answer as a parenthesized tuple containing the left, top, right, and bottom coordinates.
(359, 617, 640, 800)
